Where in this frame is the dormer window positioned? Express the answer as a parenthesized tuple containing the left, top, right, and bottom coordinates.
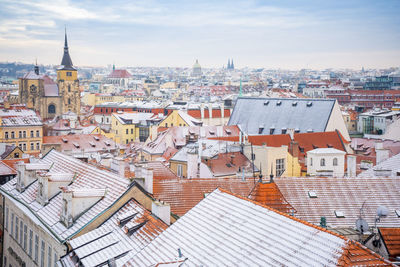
(73, 142, 80, 148)
(292, 101, 297, 106)
(269, 127, 275, 135)
(264, 100, 269, 105)
(62, 138, 68, 143)
(281, 128, 287, 134)
(276, 101, 282, 106)
(307, 102, 313, 107)
(259, 124, 265, 134)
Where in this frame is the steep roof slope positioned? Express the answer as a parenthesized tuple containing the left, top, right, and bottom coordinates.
(125, 188, 392, 266)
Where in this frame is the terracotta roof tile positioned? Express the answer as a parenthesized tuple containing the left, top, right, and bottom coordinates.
(153, 177, 256, 216)
(379, 228, 400, 260)
(248, 182, 296, 214)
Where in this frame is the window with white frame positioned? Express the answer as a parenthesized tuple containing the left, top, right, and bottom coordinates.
(320, 158, 326, 166)
(276, 158, 285, 177)
(333, 158, 338, 166)
(177, 164, 183, 178)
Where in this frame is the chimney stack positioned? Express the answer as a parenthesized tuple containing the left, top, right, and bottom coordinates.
(346, 155, 357, 177)
(375, 142, 389, 164)
(152, 200, 170, 225)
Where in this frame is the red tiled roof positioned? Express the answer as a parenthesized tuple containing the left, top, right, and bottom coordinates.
(0, 161, 17, 176)
(153, 177, 256, 216)
(2, 158, 30, 171)
(162, 147, 178, 161)
(205, 151, 254, 177)
(108, 69, 132, 78)
(43, 134, 117, 153)
(248, 134, 291, 147)
(248, 182, 296, 214)
(379, 228, 400, 260)
(146, 161, 179, 180)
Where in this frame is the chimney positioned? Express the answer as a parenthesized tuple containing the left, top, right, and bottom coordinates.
(16, 162, 51, 192)
(375, 142, 389, 164)
(152, 200, 170, 225)
(60, 187, 106, 228)
(37, 172, 75, 205)
(346, 155, 357, 177)
(200, 104, 204, 119)
(287, 128, 295, 140)
(186, 145, 198, 179)
(208, 104, 212, 119)
(289, 141, 299, 158)
(134, 164, 153, 194)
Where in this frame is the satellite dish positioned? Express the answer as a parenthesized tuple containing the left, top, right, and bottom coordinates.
(356, 218, 369, 234)
(377, 206, 388, 218)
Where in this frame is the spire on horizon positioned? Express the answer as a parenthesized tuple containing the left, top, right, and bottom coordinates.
(60, 26, 74, 70)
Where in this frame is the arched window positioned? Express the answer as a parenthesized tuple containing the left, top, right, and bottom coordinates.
(333, 158, 338, 166)
(320, 158, 325, 166)
(48, 104, 56, 114)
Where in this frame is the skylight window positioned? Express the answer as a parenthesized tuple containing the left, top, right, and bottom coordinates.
(308, 191, 317, 198)
(334, 211, 345, 218)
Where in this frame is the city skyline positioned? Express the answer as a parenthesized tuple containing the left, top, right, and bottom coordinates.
(0, 0, 399, 69)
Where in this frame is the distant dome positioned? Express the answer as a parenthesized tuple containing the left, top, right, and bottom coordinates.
(192, 59, 202, 77)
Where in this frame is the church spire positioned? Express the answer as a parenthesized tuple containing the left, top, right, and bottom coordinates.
(61, 27, 75, 70)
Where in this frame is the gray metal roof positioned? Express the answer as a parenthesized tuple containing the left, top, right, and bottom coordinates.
(228, 97, 336, 135)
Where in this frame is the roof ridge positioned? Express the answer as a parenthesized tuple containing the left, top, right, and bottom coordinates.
(217, 187, 350, 241)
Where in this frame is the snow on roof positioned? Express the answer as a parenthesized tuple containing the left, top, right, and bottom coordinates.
(59, 199, 167, 266)
(124, 188, 391, 266)
(275, 176, 400, 228)
(0, 150, 130, 241)
(358, 152, 400, 178)
(307, 148, 346, 155)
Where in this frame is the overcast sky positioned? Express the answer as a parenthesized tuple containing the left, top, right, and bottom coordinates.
(0, 0, 399, 69)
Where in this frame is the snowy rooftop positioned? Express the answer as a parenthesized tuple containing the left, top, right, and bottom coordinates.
(124, 188, 390, 266)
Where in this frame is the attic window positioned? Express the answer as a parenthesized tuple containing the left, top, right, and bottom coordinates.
(395, 210, 400, 217)
(93, 136, 100, 141)
(292, 101, 298, 106)
(209, 130, 215, 135)
(306, 102, 313, 107)
(73, 142, 80, 148)
(62, 138, 68, 143)
(270, 127, 275, 135)
(124, 221, 147, 235)
(308, 191, 317, 198)
(307, 129, 313, 133)
(89, 141, 96, 147)
(299, 146, 305, 153)
(281, 128, 287, 134)
(117, 211, 137, 226)
(105, 141, 111, 146)
(312, 144, 318, 149)
(225, 129, 231, 135)
(295, 128, 300, 133)
(264, 100, 269, 105)
(203, 193, 210, 198)
(334, 211, 345, 218)
(327, 144, 333, 148)
(259, 124, 265, 134)
(276, 101, 282, 106)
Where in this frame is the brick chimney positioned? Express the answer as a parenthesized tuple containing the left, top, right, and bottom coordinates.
(289, 141, 299, 158)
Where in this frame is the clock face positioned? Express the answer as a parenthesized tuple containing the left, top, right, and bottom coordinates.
(30, 84, 37, 93)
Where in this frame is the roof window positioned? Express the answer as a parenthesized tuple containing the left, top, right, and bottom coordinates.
(93, 136, 100, 141)
(292, 101, 298, 106)
(308, 191, 317, 198)
(307, 129, 313, 133)
(259, 124, 265, 134)
(73, 142, 80, 148)
(62, 138, 68, 143)
(276, 101, 282, 106)
(295, 128, 300, 133)
(264, 100, 269, 105)
(334, 210, 345, 218)
(225, 129, 232, 135)
(307, 101, 313, 107)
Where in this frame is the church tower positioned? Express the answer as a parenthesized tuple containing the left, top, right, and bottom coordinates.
(57, 29, 80, 114)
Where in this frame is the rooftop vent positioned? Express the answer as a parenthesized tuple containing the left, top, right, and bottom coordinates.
(334, 210, 345, 218)
(308, 191, 317, 198)
(117, 210, 137, 226)
(306, 101, 313, 107)
(264, 100, 269, 105)
(73, 142, 80, 148)
(93, 136, 100, 141)
(276, 101, 282, 106)
(209, 130, 215, 135)
(292, 101, 298, 106)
